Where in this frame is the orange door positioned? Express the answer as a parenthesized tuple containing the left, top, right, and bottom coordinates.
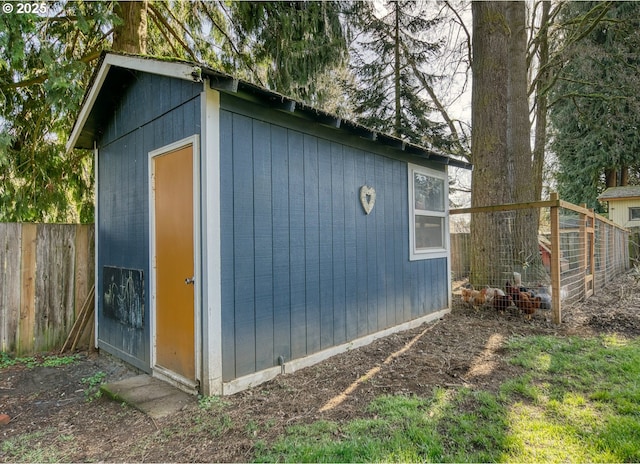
(153, 145, 195, 381)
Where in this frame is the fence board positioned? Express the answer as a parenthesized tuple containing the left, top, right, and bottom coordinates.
(1, 223, 95, 355)
(19, 224, 37, 354)
(450, 233, 470, 280)
(0, 224, 21, 353)
(35, 225, 77, 352)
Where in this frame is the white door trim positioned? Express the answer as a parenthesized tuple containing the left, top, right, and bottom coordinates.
(199, 86, 223, 395)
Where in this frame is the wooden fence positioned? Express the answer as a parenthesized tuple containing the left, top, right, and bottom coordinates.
(450, 193, 630, 324)
(0, 223, 94, 355)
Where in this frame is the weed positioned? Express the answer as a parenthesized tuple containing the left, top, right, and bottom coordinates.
(246, 419, 259, 437)
(198, 394, 228, 411)
(41, 354, 80, 367)
(81, 371, 107, 401)
(0, 352, 17, 368)
(0, 352, 80, 369)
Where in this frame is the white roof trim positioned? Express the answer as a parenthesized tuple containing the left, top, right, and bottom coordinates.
(66, 53, 202, 153)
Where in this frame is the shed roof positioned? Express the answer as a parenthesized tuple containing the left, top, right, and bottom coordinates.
(598, 186, 640, 201)
(67, 52, 473, 170)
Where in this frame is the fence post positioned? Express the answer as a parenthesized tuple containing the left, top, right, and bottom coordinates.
(550, 193, 562, 325)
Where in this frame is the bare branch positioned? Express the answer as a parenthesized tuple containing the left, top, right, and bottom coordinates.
(444, 1, 471, 63)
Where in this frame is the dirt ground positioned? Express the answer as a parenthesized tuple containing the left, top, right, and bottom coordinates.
(2, 271, 640, 462)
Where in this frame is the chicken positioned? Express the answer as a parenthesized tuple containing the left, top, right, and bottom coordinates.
(461, 287, 487, 309)
(505, 281, 519, 299)
(492, 292, 513, 312)
(532, 286, 552, 310)
(517, 291, 537, 320)
(461, 287, 477, 305)
(472, 287, 488, 307)
(484, 287, 505, 304)
(486, 286, 505, 297)
(506, 281, 538, 320)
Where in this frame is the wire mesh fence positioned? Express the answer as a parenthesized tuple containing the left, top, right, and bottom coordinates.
(450, 194, 630, 324)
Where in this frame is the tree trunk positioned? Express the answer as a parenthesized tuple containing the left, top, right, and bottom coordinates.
(508, 1, 546, 284)
(508, 1, 533, 204)
(621, 165, 629, 186)
(470, 1, 510, 286)
(113, 1, 148, 54)
(605, 168, 617, 187)
(470, 1, 546, 287)
(532, 0, 551, 203)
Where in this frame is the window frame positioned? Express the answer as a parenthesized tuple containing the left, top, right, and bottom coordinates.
(408, 163, 449, 260)
(629, 207, 640, 221)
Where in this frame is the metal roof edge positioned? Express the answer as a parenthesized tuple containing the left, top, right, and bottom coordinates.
(201, 66, 472, 170)
(68, 53, 474, 171)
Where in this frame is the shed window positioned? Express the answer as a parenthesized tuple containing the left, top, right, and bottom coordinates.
(409, 164, 448, 260)
(629, 207, 640, 221)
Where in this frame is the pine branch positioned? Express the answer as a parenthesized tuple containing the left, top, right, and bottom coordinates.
(148, 8, 182, 58)
(214, 1, 265, 86)
(147, 3, 197, 62)
(2, 50, 101, 90)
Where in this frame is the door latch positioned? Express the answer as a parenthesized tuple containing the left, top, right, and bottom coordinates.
(185, 276, 195, 285)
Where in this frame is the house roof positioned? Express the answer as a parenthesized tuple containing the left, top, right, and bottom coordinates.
(598, 186, 640, 201)
(66, 52, 473, 170)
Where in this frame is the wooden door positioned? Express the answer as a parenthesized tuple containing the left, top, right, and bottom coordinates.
(153, 145, 195, 381)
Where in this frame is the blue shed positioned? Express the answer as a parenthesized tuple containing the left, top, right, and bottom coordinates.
(67, 52, 472, 395)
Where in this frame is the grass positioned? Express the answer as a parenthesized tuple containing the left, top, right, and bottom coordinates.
(1, 428, 77, 463)
(4, 334, 640, 462)
(255, 334, 640, 463)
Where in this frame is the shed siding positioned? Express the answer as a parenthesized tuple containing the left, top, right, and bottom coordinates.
(219, 108, 448, 382)
(607, 199, 640, 228)
(97, 72, 202, 371)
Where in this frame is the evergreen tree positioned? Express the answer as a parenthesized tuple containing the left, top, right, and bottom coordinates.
(0, 2, 118, 222)
(549, 1, 640, 210)
(344, 0, 449, 149)
(0, 1, 348, 222)
(228, 1, 347, 107)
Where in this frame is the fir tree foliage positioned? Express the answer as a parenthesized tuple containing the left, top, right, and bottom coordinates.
(345, 0, 449, 150)
(0, 1, 117, 222)
(549, 1, 640, 210)
(0, 1, 348, 222)
(228, 1, 347, 107)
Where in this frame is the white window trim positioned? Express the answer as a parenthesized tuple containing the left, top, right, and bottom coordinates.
(408, 163, 450, 260)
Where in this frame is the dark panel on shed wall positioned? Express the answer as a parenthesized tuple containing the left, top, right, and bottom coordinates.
(218, 99, 449, 382)
(97, 75, 201, 371)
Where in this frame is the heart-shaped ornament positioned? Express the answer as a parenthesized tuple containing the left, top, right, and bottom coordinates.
(360, 185, 376, 215)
